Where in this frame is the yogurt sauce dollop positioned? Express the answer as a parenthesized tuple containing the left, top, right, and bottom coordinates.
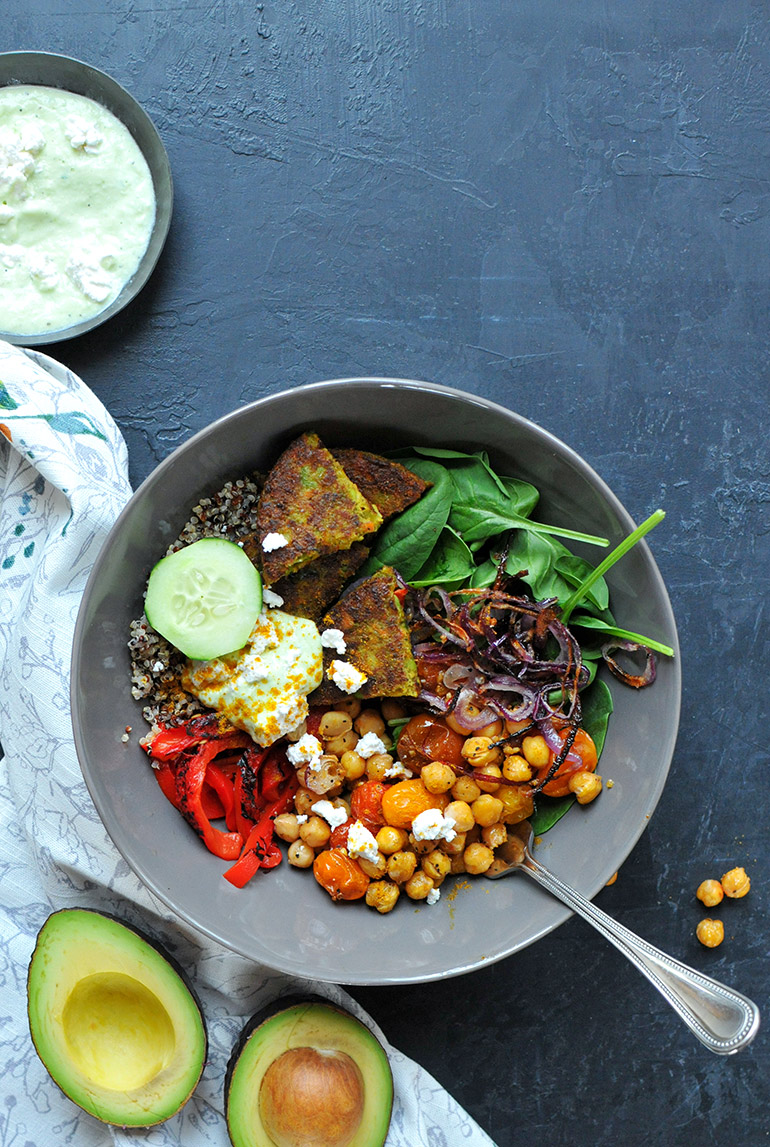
(0, 84, 156, 337)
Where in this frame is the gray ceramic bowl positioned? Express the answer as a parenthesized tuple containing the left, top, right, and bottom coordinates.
(71, 379, 680, 985)
(0, 51, 172, 345)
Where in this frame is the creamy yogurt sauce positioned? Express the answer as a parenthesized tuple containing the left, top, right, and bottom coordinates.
(0, 84, 156, 336)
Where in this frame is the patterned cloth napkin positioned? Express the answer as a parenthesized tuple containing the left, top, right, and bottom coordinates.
(0, 340, 495, 1147)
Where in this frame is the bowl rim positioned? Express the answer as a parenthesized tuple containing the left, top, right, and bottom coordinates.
(71, 376, 681, 983)
(0, 49, 173, 346)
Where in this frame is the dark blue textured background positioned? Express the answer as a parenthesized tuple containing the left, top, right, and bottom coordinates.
(3, 3, 768, 1144)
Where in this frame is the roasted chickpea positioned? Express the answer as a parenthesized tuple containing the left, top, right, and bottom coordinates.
(521, 734, 550, 768)
(387, 850, 418, 884)
(696, 879, 724, 908)
(441, 830, 467, 856)
(422, 849, 451, 884)
(449, 853, 467, 874)
(445, 701, 486, 735)
(721, 867, 750, 898)
(461, 736, 503, 769)
(319, 710, 353, 739)
(335, 697, 362, 718)
(421, 761, 456, 794)
(445, 799, 475, 833)
(404, 870, 435, 900)
(451, 775, 481, 803)
(365, 880, 400, 914)
(294, 788, 316, 816)
(340, 750, 367, 782)
(696, 918, 725, 948)
(502, 754, 533, 783)
(366, 752, 394, 781)
(299, 815, 332, 849)
(381, 699, 407, 722)
(273, 813, 302, 843)
(358, 853, 388, 879)
(287, 840, 315, 868)
(355, 708, 387, 737)
(569, 771, 603, 805)
(482, 822, 508, 849)
(325, 729, 359, 756)
(376, 825, 408, 855)
(473, 763, 503, 794)
(464, 842, 495, 875)
(471, 793, 504, 828)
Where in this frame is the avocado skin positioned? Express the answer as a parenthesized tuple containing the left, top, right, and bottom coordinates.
(27, 907, 207, 1127)
(225, 995, 393, 1147)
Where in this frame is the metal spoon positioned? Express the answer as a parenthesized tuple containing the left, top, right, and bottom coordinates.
(486, 825, 760, 1055)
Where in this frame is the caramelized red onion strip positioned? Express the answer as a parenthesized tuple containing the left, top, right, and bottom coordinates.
(601, 639, 657, 688)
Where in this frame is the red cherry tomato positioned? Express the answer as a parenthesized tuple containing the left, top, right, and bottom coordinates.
(350, 781, 388, 831)
(535, 728, 598, 797)
(397, 714, 465, 770)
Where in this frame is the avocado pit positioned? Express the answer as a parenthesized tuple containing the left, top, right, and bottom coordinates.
(259, 1046, 364, 1147)
(226, 998, 392, 1147)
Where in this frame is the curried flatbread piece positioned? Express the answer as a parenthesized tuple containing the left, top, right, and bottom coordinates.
(310, 565, 419, 703)
(332, 448, 429, 521)
(271, 543, 369, 622)
(255, 432, 383, 584)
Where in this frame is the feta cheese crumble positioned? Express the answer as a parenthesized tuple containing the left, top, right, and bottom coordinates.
(310, 800, 348, 830)
(354, 731, 387, 759)
(262, 587, 284, 608)
(328, 659, 368, 694)
(426, 887, 441, 905)
(286, 733, 324, 771)
(384, 761, 413, 779)
(262, 532, 289, 552)
(320, 627, 347, 655)
(346, 820, 380, 864)
(411, 808, 457, 843)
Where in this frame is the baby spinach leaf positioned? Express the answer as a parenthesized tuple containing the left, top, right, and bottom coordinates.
(361, 459, 453, 580)
(579, 678, 614, 757)
(530, 795, 575, 835)
(571, 614, 675, 659)
(409, 527, 476, 589)
(553, 553, 609, 612)
(410, 446, 509, 495)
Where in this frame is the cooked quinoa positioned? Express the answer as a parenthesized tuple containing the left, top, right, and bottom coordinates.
(128, 473, 263, 731)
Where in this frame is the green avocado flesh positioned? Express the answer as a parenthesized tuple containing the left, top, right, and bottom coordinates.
(27, 909, 206, 1126)
(226, 1000, 393, 1147)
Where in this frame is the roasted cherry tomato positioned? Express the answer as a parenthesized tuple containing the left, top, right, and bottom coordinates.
(313, 848, 370, 901)
(397, 714, 466, 771)
(381, 778, 446, 830)
(534, 728, 598, 798)
(350, 781, 388, 831)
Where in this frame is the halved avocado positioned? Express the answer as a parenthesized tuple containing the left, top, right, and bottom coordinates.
(27, 908, 207, 1126)
(225, 997, 393, 1147)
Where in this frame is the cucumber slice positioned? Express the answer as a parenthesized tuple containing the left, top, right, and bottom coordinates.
(144, 538, 263, 660)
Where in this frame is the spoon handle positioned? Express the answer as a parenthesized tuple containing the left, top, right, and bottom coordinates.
(521, 852, 760, 1055)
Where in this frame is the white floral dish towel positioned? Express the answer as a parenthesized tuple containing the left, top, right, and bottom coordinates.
(0, 340, 496, 1147)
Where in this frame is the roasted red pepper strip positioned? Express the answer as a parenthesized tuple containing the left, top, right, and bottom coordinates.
(150, 719, 250, 763)
(223, 776, 299, 888)
(204, 762, 238, 831)
(174, 741, 243, 860)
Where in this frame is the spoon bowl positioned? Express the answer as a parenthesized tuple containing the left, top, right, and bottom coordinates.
(486, 821, 760, 1054)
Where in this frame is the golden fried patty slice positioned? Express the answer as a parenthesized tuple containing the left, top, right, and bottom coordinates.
(310, 565, 419, 703)
(332, 448, 429, 521)
(271, 542, 369, 622)
(256, 432, 383, 584)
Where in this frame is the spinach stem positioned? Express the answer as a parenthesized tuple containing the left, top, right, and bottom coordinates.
(561, 510, 666, 626)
